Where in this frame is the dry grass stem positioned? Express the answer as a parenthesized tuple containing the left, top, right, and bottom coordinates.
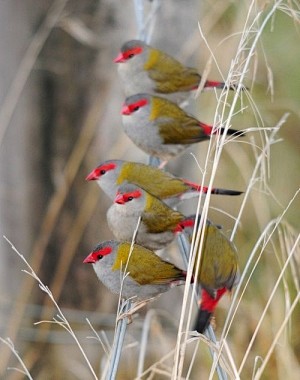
(3, 236, 98, 380)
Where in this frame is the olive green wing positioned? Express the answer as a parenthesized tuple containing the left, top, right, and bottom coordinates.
(146, 51, 200, 93)
(196, 224, 239, 291)
(121, 162, 189, 199)
(158, 117, 208, 144)
(149, 97, 208, 144)
(142, 195, 184, 232)
(123, 243, 186, 285)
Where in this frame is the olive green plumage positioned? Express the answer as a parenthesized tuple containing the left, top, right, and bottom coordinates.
(117, 161, 190, 200)
(113, 242, 185, 285)
(142, 190, 185, 233)
(145, 47, 200, 93)
(187, 221, 239, 296)
(149, 95, 209, 144)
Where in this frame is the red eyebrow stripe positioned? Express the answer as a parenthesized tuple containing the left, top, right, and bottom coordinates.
(128, 98, 148, 112)
(123, 46, 143, 59)
(98, 162, 117, 172)
(83, 246, 112, 263)
(86, 162, 117, 180)
(96, 246, 112, 256)
(124, 189, 142, 200)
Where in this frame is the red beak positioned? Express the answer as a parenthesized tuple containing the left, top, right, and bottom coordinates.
(115, 194, 125, 204)
(121, 105, 131, 115)
(86, 170, 97, 181)
(114, 53, 125, 63)
(83, 253, 96, 264)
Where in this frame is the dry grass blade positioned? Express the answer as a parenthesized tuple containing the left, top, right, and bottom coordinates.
(0, 338, 33, 380)
(86, 318, 111, 357)
(253, 291, 300, 379)
(3, 236, 98, 380)
(238, 231, 300, 375)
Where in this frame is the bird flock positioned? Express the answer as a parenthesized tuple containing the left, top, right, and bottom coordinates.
(83, 40, 244, 334)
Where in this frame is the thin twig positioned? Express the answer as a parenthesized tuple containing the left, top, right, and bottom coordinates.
(3, 236, 98, 380)
(0, 338, 33, 380)
(238, 233, 300, 375)
(253, 291, 300, 379)
(86, 318, 110, 357)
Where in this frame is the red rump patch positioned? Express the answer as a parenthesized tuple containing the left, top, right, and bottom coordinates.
(192, 80, 225, 91)
(200, 288, 227, 312)
(122, 98, 148, 115)
(86, 162, 116, 180)
(199, 122, 213, 136)
(182, 179, 209, 193)
(174, 218, 195, 233)
(204, 80, 224, 88)
(180, 218, 195, 228)
(174, 224, 184, 233)
(182, 179, 223, 195)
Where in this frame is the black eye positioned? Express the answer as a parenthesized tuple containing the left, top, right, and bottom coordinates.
(127, 196, 133, 201)
(100, 170, 106, 175)
(97, 254, 103, 260)
(128, 53, 134, 59)
(133, 106, 139, 111)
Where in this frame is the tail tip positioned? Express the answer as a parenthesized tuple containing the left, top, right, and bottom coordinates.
(193, 310, 213, 334)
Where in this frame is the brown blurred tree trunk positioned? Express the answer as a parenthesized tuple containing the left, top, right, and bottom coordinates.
(0, 0, 52, 340)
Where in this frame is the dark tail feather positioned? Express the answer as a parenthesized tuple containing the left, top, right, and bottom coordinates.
(193, 288, 227, 334)
(194, 308, 213, 333)
(204, 80, 226, 90)
(219, 127, 245, 137)
(211, 188, 243, 196)
(227, 83, 249, 91)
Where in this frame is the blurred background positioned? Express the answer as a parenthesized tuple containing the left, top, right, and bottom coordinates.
(0, 1, 299, 379)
